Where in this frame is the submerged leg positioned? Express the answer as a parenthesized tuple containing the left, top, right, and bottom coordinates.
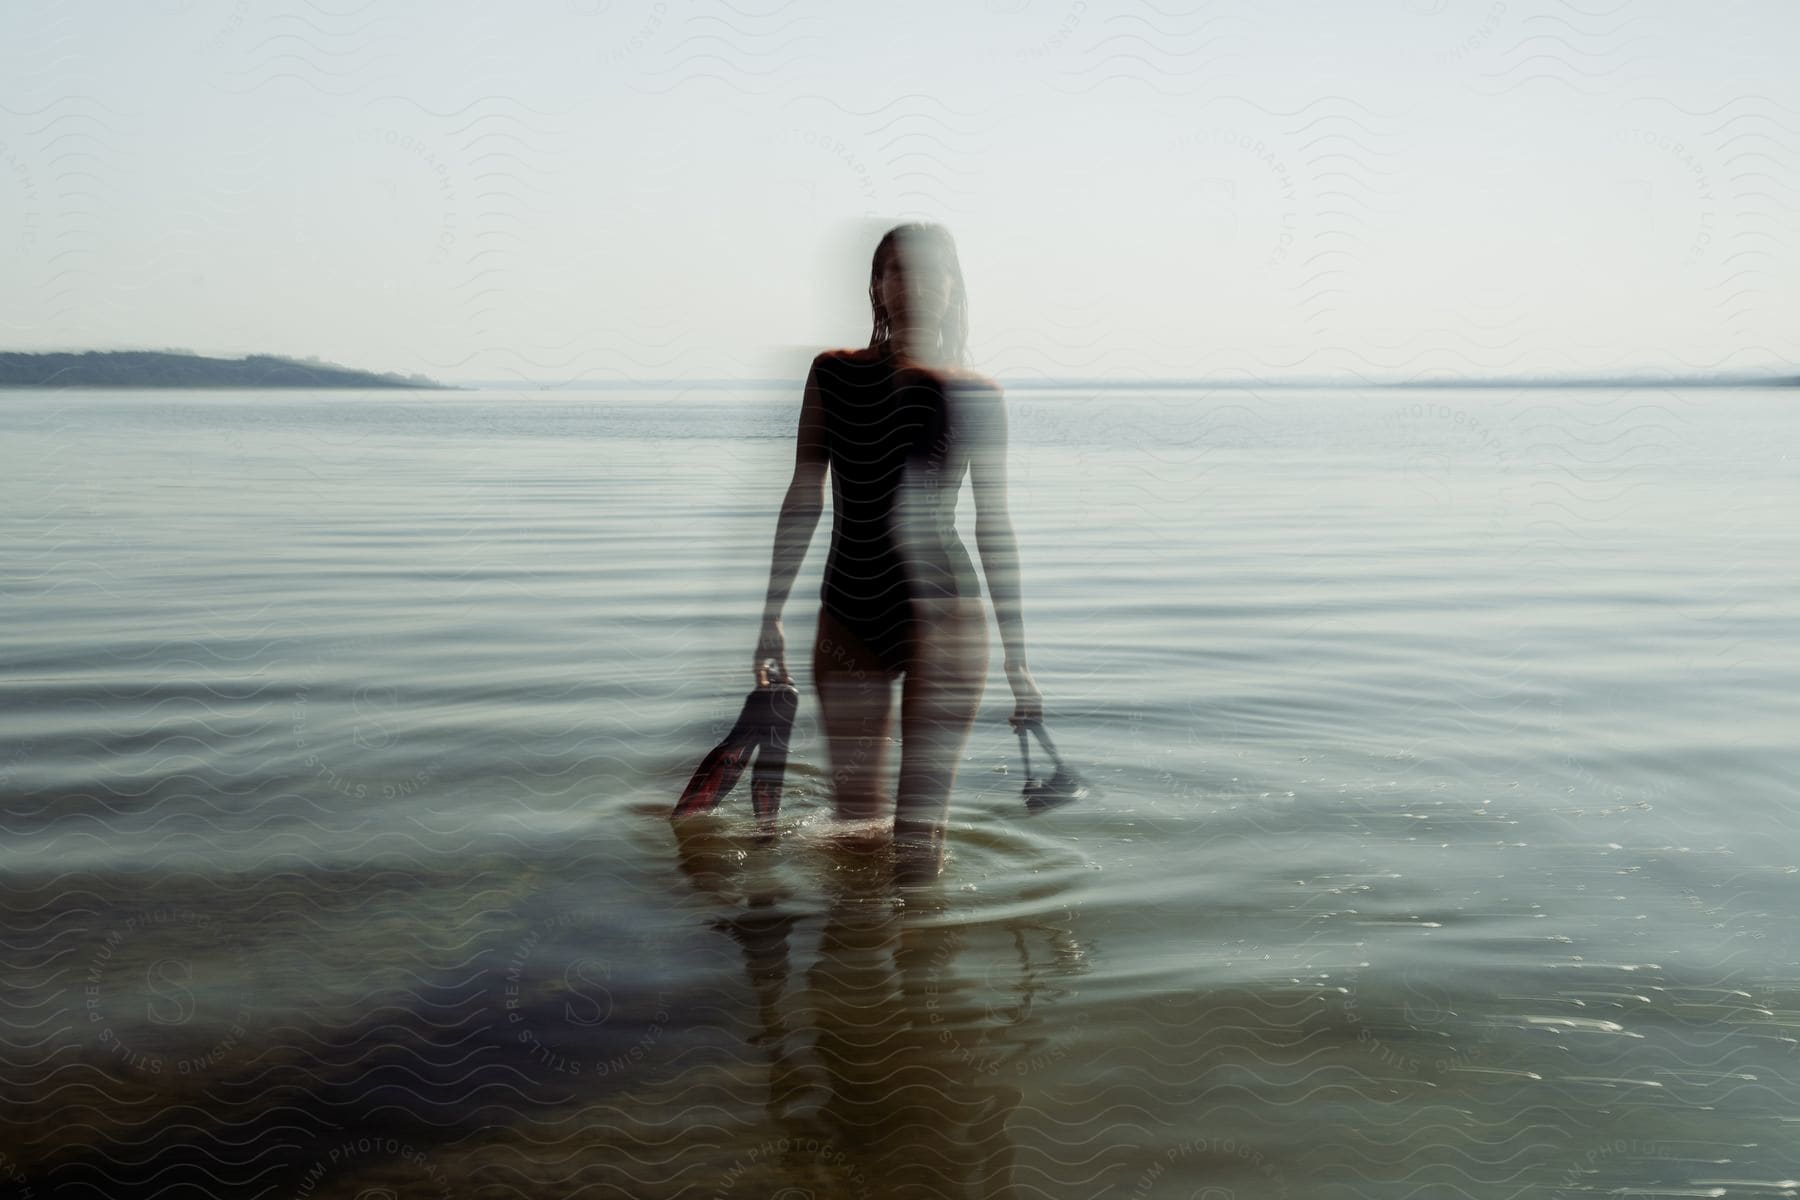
(895, 597, 989, 880)
(812, 605, 897, 822)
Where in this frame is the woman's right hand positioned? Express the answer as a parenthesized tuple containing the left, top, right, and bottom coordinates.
(755, 617, 787, 685)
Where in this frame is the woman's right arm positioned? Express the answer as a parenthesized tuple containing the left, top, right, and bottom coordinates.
(756, 355, 830, 678)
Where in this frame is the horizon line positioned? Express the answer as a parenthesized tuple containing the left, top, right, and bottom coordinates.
(456, 372, 1799, 392)
(5, 349, 1794, 392)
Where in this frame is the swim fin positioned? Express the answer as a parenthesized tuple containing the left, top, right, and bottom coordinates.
(1016, 718, 1096, 812)
(749, 677, 799, 822)
(672, 674, 799, 820)
(672, 693, 764, 818)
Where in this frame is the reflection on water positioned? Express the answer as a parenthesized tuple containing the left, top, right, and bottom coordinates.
(0, 388, 1797, 1195)
(673, 821, 1085, 1197)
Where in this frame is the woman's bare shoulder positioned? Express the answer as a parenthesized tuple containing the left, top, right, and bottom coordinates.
(815, 346, 880, 368)
(812, 350, 1000, 394)
(944, 366, 1003, 396)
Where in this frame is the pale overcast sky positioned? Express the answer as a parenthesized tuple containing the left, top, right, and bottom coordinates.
(1, 0, 1795, 384)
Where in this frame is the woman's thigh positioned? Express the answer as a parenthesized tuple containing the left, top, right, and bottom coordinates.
(896, 597, 989, 819)
(812, 605, 898, 820)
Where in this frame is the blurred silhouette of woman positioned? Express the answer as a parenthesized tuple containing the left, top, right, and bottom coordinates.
(755, 222, 1042, 879)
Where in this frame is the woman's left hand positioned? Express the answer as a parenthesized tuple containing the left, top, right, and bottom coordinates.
(1005, 661, 1044, 731)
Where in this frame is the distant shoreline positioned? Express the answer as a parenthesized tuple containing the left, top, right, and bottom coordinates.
(3, 352, 1791, 392)
(0, 351, 451, 390)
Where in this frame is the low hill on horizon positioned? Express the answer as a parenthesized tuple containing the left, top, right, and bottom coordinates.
(0, 350, 447, 389)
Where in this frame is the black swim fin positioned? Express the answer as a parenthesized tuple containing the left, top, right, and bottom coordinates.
(1016, 719, 1096, 812)
(672, 675, 799, 820)
(673, 691, 765, 817)
(749, 678, 799, 822)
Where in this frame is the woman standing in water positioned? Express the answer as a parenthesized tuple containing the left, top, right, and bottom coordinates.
(755, 222, 1042, 879)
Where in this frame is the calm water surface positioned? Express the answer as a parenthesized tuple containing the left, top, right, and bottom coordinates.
(1, 384, 1797, 1198)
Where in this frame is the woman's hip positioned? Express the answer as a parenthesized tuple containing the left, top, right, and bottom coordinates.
(907, 595, 988, 681)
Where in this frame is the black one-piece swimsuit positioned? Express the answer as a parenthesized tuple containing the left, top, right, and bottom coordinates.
(814, 346, 988, 675)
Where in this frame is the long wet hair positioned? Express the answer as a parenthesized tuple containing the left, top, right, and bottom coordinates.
(867, 222, 971, 368)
